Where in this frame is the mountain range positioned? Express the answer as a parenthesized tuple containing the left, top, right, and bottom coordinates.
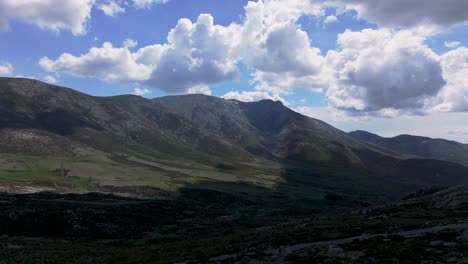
(4, 77, 468, 263)
(1, 77, 468, 203)
(349, 130, 468, 166)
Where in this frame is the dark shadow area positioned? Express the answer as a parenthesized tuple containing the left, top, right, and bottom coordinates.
(36, 110, 101, 135)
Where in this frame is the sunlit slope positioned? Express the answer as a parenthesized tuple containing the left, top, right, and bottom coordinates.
(1, 77, 468, 204)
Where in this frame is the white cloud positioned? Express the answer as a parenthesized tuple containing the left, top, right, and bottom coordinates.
(324, 15, 339, 24)
(133, 87, 151, 96)
(31, 0, 468, 117)
(328, 0, 468, 30)
(122, 38, 138, 48)
(0, 0, 93, 35)
(39, 14, 238, 93)
(187, 85, 212, 95)
(433, 47, 468, 112)
(133, 0, 170, 9)
(99, 1, 126, 17)
(253, 70, 326, 94)
(138, 14, 239, 92)
(235, 0, 468, 107)
(445, 41, 461, 48)
(237, 1, 327, 94)
(133, 44, 166, 65)
(39, 42, 153, 82)
(0, 63, 13, 75)
(222, 90, 288, 105)
(326, 28, 445, 113)
(14, 74, 35, 79)
(295, 106, 370, 123)
(43, 75, 57, 83)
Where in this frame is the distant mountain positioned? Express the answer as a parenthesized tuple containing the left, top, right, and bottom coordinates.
(1, 77, 468, 196)
(349, 130, 468, 166)
(153, 94, 371, 163)
(0, 77, 377, 165)
(0, 78, 257, 162)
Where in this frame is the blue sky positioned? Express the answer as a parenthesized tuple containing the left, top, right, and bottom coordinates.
(1, 0, 468, 142)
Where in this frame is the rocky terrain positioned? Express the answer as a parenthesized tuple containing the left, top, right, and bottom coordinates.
(1, 186, 468, 263)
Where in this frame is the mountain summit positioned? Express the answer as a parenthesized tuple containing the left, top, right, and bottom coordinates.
(1, 77, 468, 199)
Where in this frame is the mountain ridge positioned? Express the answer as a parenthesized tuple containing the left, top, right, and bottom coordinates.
(349, 130, 468, 166)
(1, 77, 468, 201)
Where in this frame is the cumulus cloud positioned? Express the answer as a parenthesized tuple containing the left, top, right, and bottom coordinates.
(326, 28, 445, 113)
(31, 0, 468, 116)
(253, 70, 326, 94)
(36, 0, 327, 95)
(187, 85, 212, 95)
(0, 0, 93, 35)
(39, 42, 153, 82)
(238, 1, 327, 93)
(324, 15, 339, 24)
(0, 63, 13, 75)
(133, 87, 151, 96)
(40, 14, 238, 92)
(237, 0, 468, 105)
(133, 0, 170, 9)
(99, 1, 126, 17)
(445, 41, 461, 48)
(142, 14, 239, 92)
(43, 75, 57, 83)
(328, 0, 468, 30)
(222, 90, 288, 105)
(122, 38, 138, 48)
(251, 26, 321, 74)
(433, 47, 468, 112)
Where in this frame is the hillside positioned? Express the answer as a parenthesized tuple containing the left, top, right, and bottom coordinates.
(1, 77, 468, 205)
(349, 130, 468, 166)
(154, 94, 371, 163)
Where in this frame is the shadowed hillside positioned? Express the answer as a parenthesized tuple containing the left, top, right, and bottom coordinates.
(349, 130, 468, 166)
(1, 77, 468, 201)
